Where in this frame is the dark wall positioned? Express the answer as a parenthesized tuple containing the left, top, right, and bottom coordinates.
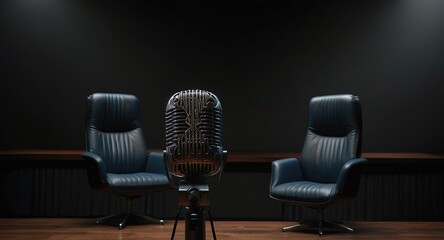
(1, 0, 444, 153)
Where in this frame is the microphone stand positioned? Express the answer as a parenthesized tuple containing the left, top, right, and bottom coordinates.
(171, 183, 217, 240)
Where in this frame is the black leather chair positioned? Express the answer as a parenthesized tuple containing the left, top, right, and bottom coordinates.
(82, 93, 171, 229)
(269, 94, 367, 235)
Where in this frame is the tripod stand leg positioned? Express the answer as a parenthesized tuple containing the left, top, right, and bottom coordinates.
(171, 207, 182, 240)
(207, 211, 217, 240)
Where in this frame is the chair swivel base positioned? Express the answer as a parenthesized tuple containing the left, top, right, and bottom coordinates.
(96, 212, 164, 230)
(283, 219, 353, 236)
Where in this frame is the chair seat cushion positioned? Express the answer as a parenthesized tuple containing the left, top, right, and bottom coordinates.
(107, 172, 170, 193)
(270, 181, 338, 204)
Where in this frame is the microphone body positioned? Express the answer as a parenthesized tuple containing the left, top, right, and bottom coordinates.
(165, 89, 225, 187)
(164, 90, 226, 240)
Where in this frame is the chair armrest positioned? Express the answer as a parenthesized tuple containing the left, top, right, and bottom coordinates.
(270, 158, 304, 190)
(82, 152, 108, 189)
(336, 157, 367, 197)
(145, 151, 168, 175)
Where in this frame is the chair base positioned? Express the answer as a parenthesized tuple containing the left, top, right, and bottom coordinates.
(283, 219, 353, 236)
(95, 197, 164, 230)
(96, 212, 164, 230)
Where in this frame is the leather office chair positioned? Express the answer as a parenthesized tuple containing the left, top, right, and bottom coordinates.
(82, 93, 171, 229)
(269, 94, 367, 235)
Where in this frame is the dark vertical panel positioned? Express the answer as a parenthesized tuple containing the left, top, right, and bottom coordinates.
(282, 165, 444, 221)
(2, 163, 443, 220)
(0, 168, 33, 216)
(28, 165, 178, 218)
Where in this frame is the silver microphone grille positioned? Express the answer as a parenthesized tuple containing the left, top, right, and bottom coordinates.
(165, 90, 223, 179)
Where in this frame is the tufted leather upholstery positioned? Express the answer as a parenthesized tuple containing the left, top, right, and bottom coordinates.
(82, 93, 170, 229)
(269, 94, 367, 234)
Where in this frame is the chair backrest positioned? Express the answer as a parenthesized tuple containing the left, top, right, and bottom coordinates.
(300, 94, 362, 183)
(164, 89, 224, 185)
(85, 93, 147, 173)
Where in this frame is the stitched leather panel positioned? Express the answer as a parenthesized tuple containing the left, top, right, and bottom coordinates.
(300, 95, 361, 183)
(95, 130, 147, 173)
(301, 130, 358, 183)
(86, 93, 147, 173)
(87, 93, 141, 132)
(308, 94, 361, 137)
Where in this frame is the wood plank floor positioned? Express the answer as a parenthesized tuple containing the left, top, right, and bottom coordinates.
(1, 218, 444, 240)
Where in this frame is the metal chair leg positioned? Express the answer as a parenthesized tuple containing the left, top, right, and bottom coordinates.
(282, 223, 303, 232)
(325, 219, 354, 233)
(282, 208, 353, 235)
(318, 208, 324, 236)
(96, 214, 121, 225)
(95, 197, 164, 230)
(119, 212, 131, 230)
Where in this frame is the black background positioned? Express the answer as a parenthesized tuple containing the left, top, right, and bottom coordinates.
(1, 0, 444, 153)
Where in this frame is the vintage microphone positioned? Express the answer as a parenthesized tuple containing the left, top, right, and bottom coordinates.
(164, 89, 227, 240)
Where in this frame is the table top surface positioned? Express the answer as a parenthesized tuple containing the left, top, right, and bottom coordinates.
(0, 150, 443, 164)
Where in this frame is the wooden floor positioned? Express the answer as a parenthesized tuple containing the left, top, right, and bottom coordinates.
(1, 218, 444, 240)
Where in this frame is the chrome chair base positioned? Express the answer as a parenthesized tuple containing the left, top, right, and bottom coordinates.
(96, 212, 164, 230)
(95, 197, 164, 230)
(283, 219, 353, 236)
